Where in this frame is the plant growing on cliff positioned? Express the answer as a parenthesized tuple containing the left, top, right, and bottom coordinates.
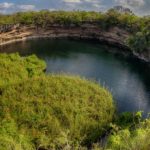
(127, 26, 150, 52)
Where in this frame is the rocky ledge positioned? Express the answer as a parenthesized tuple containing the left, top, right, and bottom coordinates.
(0, 24, 149, 63)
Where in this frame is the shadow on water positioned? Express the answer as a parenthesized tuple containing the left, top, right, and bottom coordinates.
(0, 39, 150, 116)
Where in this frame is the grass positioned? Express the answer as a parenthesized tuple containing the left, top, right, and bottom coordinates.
(0, 53, 150, 150)
(107, 112, 150, 150)
(0, 53, 115, 149)
(0, 53, 46, 87)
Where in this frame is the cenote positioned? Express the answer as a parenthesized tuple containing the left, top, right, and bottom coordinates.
(0, 39, 150, 115)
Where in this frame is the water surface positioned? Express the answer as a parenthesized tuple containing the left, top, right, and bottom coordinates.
(1, 39, 150, 115)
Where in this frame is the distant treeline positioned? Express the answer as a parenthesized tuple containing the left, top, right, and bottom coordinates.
(0, 10, 149, 51)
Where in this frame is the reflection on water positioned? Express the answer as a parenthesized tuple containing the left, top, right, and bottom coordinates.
(1, 39, 150, 115)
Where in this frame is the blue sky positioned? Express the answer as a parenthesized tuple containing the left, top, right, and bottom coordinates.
(0, 0, 149, 15)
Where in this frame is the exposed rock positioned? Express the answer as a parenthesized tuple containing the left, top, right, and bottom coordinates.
(133, 48, 150, 62)
(0, 24, 149, 62)
(0, 24, 129, 47)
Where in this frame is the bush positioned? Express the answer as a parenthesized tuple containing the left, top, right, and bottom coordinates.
(0, 53, 46, 87)
(107, 112, 150, 150)
(0, 119, 34, 150)
(107, 121, 150, 150)
(127, 26, 150, 52)
(1, 11, 149, 53)
(1, 53, 150, 149)
(0, 10, 149, 32)
(0, 70, 115, 149)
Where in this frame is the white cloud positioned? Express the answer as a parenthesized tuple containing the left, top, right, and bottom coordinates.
(63, 0, 81, 3)
(115, 0, 145, 7)
(92, 3, 105, 9)
(0, 2, 14, 9)
(62, 0, 105, 11)
(0, 2, 36, 13)
(0, 0, 148, 15)
(49, 8, 57, 11)
(84, 0, 91, 2)
(17, 5, 35, 11)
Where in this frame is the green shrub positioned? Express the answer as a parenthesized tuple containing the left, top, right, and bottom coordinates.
(0, 53, 46, 87)
(0, 119, 34, 150)
(0, 10, 149, 32)
(107, 112, 150, 150)
(0, 75, 115, 149)
(1, 11, 149, 53)
(127, 26, 150, 52)
(107, 121, 150, 150)
(1, 53, 150, 149)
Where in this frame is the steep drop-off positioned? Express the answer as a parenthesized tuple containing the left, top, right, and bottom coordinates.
(0, 24, 150, 62)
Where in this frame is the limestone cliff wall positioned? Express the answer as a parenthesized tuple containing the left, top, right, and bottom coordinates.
(0, 24, 149, 62)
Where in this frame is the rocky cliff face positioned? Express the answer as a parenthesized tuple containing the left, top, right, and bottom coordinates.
(133, 48, 150, 62)
(0, 24, 149, 62)
(0, 24, 129, 46)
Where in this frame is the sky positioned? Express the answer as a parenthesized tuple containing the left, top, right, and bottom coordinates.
(0, 0, 149, 16)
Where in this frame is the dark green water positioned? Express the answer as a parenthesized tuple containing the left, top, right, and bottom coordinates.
(1, 39, 150, 115)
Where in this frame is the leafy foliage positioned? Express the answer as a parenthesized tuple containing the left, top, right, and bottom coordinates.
(107, 112, 150, 150)
(127, 25, 150, 52)
(0, 10, 149, 52)
(0, 10, 148, 32)
(0, 53, 115, 149)
(0, 53, 46, 87)
(0, 119, 34, 150)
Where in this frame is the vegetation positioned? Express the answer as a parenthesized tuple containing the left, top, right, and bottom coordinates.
(0, 10, 149, 52)
(0, 10, 145, 31)
(0, 9, 149, 149)
(127, 24, 150, 52)
(107, 112, 150, 150)
(0, 53, 46, 87)
(0, 53, 115, 149)
(0, 53, 150, 149)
